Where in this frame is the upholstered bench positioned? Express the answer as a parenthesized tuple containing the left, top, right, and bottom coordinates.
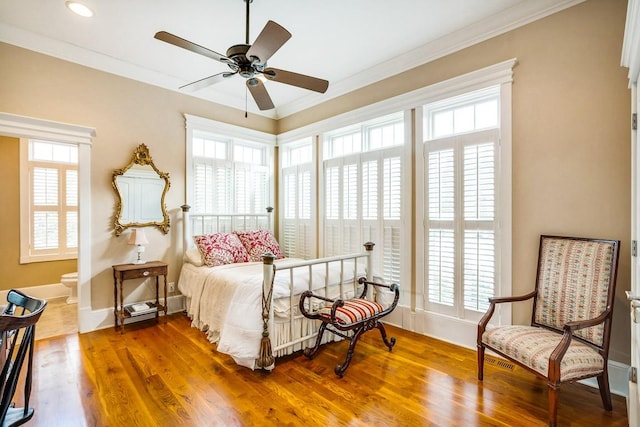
(299, 277, 399, 377)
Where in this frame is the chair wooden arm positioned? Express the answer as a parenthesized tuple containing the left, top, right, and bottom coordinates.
(477, 290, 537, 342)
(488, 291, 537, 305)
(562, 309, 610, 333)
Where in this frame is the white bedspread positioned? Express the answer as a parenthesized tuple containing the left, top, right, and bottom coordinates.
(178, 258, 364, 370)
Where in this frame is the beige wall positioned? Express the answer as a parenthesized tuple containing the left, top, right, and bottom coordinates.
(0, 0, 632, 362)
(0, 135, 77, 286)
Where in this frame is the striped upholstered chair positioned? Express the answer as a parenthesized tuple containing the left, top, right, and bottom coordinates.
(477, 235, 620, 427)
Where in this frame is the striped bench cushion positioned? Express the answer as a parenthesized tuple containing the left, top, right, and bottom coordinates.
(482, 325, 604, 381)
(319, 298, 384, 325)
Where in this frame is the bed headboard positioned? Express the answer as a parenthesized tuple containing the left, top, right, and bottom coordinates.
(181, 205, 273, 251)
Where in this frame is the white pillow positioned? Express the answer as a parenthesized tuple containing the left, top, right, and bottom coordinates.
(183, 247, 204, 267)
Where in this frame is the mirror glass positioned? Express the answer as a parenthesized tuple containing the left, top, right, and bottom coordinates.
(112, 144, 170, 236)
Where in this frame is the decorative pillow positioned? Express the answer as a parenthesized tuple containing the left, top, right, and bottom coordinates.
(183, 247, 204, 267)
(193, 233, 249, 267)
(235, 230, 285, 262)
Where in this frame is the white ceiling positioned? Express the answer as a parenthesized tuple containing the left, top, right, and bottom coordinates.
(0, 0, 583, 119)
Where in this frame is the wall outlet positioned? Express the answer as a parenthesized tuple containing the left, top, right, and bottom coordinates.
(168, 282, 175, 293)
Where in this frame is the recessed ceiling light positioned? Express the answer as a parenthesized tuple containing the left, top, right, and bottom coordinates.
(65, 1, 94, 18)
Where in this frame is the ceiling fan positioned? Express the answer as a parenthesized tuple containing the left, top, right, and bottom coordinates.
(154, 0, 329, 111)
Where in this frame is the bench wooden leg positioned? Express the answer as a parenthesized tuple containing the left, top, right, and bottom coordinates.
(376, 322, 395, 351)
(335, 326, 367, 378)
(303, 322, 328, 359)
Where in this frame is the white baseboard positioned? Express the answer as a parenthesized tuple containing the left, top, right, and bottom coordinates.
(0, 283, 69, 302)
(78, 294, 185, 333)
(578, 360, 630, 397)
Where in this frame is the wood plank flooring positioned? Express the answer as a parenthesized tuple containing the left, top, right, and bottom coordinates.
(23, 313, 628, 426)
(35, 297, 77, 340)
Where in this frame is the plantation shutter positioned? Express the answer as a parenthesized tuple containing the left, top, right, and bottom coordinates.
(193, 159, 231, 213)
(462, 142, 495, 312)
(234, 164, 268, 214)
(32, 166, 59, 250)
(281, 165, 313, 258)
(425, 129, 498, 315)
(382, 155, 402, 285)
(427, 148, 455, 307)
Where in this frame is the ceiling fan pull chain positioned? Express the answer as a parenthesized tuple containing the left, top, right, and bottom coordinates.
(245, 87, 248, 118)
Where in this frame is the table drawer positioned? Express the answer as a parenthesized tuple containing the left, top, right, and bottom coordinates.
(119, 265, 167, 280)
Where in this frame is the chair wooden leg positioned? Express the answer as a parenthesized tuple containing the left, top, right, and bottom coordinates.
(477, 344, 485, 381)
(548, 383, 559, 427)
(597, 371, 613, 411)
(303, 322, 328, 359)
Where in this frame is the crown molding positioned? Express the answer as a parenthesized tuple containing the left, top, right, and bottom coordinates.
(275, 0, 584, 119)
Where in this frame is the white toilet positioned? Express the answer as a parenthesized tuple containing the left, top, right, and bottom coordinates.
(61, 272, 78, 304)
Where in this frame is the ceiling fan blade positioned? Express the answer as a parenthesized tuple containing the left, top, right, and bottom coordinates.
(246, 78, 275, 110)
(154, 31, 232, 65)
(263, 68, 329, 93)
(180, 72, 236, 92)
(245, 21, 291, 64)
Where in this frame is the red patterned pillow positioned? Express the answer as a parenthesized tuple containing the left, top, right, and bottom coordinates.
(193, 233, 249, 267)
(235, 230, 285, 262)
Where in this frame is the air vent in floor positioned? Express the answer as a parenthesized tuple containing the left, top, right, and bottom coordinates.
(485, 356, 515, 371)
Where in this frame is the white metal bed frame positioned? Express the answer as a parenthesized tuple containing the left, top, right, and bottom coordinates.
(180, 205, 374, 370)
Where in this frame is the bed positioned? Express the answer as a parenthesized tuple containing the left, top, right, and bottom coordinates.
(177, 206, 375, 371)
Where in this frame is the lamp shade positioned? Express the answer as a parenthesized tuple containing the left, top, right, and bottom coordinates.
(127, 228, 149, 245)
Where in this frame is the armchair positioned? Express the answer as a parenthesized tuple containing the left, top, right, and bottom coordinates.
(477, 235, 620, 426)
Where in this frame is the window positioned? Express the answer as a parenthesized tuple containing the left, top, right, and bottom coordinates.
(423, 88, 500, 320)
(185, 115, 275, 233)
(191, 131, 269, 215)
(322, 112, 405, 285)
(20, 139, 78, 263)
(280, 138, 315, 258)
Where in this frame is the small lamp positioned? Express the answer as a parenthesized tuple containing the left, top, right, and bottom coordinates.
(127, 228, 149, 264)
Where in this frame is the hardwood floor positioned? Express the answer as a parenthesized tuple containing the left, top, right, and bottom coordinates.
(24, 314, 628, 426)
(35, 297, 77, 340)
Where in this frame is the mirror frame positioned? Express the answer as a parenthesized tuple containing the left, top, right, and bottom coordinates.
(112, 143, 170, 236)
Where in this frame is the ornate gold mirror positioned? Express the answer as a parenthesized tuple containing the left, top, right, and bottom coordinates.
(112, 144, 170, 236)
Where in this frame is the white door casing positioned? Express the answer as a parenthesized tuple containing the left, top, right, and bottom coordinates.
(623, 0, 640, 424)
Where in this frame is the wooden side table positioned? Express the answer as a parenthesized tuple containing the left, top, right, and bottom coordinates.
(112, 261, 168, 332)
